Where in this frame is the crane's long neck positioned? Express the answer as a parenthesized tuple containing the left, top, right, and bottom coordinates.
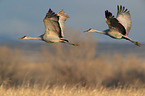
(93, 30, 105, 34)
(25, 36, 42, 40)
(85, 28, 106, 34)
(19, 35, 43, 40)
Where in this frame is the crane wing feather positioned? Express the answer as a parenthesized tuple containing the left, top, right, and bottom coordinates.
(116, 5, 132, 35)
(105, 10, 126, 35)
(43, 9, 62, 38)
(57, 9, 69, 37)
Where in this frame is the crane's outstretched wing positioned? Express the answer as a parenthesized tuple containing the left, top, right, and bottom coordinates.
(43, 9, 62, 38)
(116, 5, 132, 35)
(57, 9, 69, 37)
(105, 10, 126, 35)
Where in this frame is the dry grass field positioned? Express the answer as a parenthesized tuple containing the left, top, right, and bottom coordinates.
(0, 85, 145, 96)
(0, 30, 145, 95)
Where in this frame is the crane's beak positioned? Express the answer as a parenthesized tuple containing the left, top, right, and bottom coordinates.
(84, 30, 89, 32)
(19, 36, 27, 39)
(19, 37, 23, 39)
(84, 28, 92, 32)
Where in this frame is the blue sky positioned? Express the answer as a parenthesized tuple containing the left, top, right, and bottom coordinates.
(0, 0, 145, 43)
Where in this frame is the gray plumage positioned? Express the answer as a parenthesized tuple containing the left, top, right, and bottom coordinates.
(84, 5, 141, 46)
(19, 9, 78, 46)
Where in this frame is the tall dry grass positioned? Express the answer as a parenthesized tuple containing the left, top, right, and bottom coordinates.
(0, 85, 145, 96)
(0, 28, 145, 90)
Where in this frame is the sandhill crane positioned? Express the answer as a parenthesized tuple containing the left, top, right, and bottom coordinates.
(84, 5, 141, 46)
(19, 9, 79, 46)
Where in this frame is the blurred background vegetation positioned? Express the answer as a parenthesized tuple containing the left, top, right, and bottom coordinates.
(0, 29, 145, 89)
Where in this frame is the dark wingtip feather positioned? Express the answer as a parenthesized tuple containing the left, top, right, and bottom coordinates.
(123, 6, 125, 11)
(117, 5, 119, 11)
(124, 8, 128, 12)
(120, 5, 122, 12)
(117, 5, 129, 13)
(48, 8, 53, 14)
(48, 8, 51, 11)
(45, 8, 57, 18)
(105, 10, 112, 19)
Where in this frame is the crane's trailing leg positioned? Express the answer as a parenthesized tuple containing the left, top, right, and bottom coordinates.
(60, 39, 79, 46)
(122, 35, 141, 46)
(68, 42, 79, 46)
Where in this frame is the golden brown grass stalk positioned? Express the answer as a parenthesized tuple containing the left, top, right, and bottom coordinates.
(0, 85, 145, 96)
